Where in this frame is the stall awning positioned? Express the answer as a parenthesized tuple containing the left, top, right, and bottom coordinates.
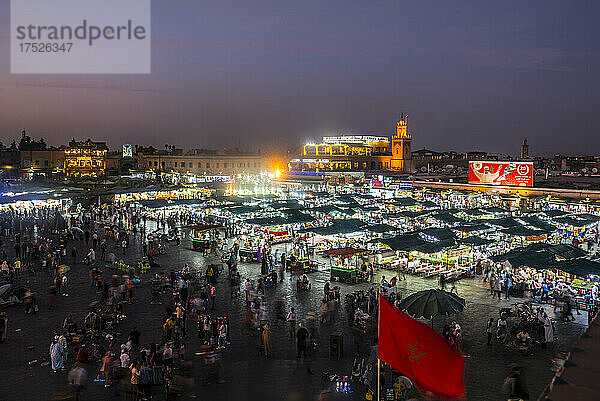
(460, 236, 493, 247)
(540, 209, 568, 218)
(392, 197, 419, 207)
(364, 223, 398, 233)
(378, 232, 456, 254)
(430, 212, 464, 224)
(227, 205, 263, 214)
(384, 210, 431, 218)
(308, 205, 349, 215)
(502, 226, 548, 237)
(299, 218, 365, 236)
(453, 223, 492, 233)
(551, 258, 600, 277)
(419, 200, 438, 209)
(323, 247, 366, 257)
(519, 216, 557, 232)
(486, 217, 522, 228)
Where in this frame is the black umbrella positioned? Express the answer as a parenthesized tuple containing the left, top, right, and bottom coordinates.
(398, 289, 465, 325)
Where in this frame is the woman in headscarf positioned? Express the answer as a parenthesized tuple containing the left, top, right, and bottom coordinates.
(50, 335, 64, 372)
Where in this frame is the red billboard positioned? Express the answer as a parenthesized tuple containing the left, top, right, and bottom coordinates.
(468, 161, 533, 187)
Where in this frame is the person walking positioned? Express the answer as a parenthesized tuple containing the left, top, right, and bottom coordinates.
(262, 323, 272, 358)
(0, 312, 7, 343)
(487, 317, 494, 345)
(489, 274, 496, 296)
(68, 363, 88, 401)
(210, 285, 217, 310)
(287, 307, 297, 340)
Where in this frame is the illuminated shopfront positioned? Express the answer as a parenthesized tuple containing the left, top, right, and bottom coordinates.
(64, 139, 108, 177)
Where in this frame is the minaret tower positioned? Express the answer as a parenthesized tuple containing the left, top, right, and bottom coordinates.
(390, 113, 412, 171)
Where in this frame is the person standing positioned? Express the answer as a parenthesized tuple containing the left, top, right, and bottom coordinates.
(50, 336, 65, 372)
(61, 274, 68, 297)
(296, 322, 309, 359)
(0, 312, 7, 343)
(505, 274, 513, 300)
(539, 312, 554, 349)
(262, 324, 272, 358)
(495, 277, 503, 300)
(487, 317, 494, 346)
(287, 308, 297, 340)
(210, 285, 217, 310)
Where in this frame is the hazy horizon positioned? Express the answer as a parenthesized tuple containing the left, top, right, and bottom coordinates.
(1, 1, 599, 156)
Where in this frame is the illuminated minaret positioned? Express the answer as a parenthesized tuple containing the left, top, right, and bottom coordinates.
(390, 113, 412, 171)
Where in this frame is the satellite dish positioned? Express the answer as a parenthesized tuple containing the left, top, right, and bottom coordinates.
(593, 168, 598, 174)
(445, 164, 454, 169)
(420, 166, 427, 172)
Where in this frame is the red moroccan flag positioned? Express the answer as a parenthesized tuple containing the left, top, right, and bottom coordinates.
(378, 295, 465, 399)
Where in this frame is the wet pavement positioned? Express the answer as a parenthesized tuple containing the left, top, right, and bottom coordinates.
(0, 228, 588, 401)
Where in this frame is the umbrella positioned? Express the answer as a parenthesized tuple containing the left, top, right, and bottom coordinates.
(398, 289, 465, 322)
(71, 227, 84, 233)
(0, 284, 11, 297)
(58, 265, 70, 275)
(395, 376, 413, 392)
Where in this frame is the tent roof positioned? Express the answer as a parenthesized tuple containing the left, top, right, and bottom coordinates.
(460, 236, 493, 246)
(323, 247, 367, 257)
(364, 223, 398, 233)
(453, 223, 492, 233)
(551, 258, 600, 277)
(393, 197, 419, 207)
(300, 218, 365, 236)
(430, 212, 464, 224)
(540, 209, 569, 218)
(379, 232, 456, 254)
(486, 217, 522, 228)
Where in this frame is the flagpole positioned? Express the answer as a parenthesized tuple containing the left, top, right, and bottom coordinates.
(377, 292, 381, 401)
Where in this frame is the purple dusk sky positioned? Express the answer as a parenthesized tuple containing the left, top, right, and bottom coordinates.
(0, 0, 599, 156)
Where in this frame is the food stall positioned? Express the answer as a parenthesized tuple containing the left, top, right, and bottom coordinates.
(186, 224, 225, 251)
(325, 247, 367, 284)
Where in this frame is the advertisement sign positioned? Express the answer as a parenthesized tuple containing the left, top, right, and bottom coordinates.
(468, 161, 533, 187)
(371, 175, 384, 188)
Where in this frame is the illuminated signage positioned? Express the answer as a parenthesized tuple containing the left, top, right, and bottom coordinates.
(123, 144, 133, 158)
(468, 161, 533, 187)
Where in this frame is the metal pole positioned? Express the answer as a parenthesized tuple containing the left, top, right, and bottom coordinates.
(377, 293, 381, 401)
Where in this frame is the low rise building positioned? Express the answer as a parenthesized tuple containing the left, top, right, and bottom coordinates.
(137, 148, 269, 176)
(64, 139, 108, 177)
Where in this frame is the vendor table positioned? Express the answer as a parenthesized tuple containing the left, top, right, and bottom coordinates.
(289, 258, 318, 274)
(330, 266, 358, 283)
(239, 248, 258, 262)
(191, 238, 210, 251)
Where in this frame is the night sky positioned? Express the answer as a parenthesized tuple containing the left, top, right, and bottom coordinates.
(0, 0, 599, 156)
